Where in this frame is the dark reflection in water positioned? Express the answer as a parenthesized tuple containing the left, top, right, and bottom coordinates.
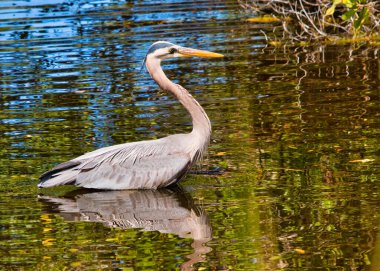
(39, 187, 211, 270)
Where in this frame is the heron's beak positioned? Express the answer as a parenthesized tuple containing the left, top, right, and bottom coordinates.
(178, 47, 224, 58)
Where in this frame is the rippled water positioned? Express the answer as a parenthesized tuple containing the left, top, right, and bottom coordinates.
(1, 0, 380, 270)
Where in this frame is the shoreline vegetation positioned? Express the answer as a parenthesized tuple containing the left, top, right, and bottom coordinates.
(240, 0, 380, 44)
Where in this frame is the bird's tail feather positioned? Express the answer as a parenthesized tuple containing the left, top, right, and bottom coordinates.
(38, 161, 80, 188)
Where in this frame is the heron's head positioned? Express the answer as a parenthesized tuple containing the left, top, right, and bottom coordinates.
(145, 41, 224, 61)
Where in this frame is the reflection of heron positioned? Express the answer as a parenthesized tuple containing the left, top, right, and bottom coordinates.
(39, 41, 223, 190)
(39, 187, 212, 270)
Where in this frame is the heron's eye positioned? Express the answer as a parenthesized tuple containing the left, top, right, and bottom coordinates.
(169, 48, 177, 54)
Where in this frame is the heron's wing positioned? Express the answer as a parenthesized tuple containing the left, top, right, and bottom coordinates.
(39, 135, 193, 190)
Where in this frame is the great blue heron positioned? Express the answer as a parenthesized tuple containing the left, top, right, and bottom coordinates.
(38, 41, 223, 190)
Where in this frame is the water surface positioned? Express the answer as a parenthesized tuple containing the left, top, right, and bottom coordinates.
(0, 0, 379, 270)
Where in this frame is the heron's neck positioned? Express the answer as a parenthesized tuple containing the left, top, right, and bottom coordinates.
(146, 57, 211, 142)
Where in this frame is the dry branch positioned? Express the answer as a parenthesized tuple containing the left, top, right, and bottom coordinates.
(240, 0, 380, 41)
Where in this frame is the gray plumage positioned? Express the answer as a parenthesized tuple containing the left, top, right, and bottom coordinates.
(38, 41, 223, 190)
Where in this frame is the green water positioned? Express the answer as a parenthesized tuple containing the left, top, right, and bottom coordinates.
(0, 0, 379, 270)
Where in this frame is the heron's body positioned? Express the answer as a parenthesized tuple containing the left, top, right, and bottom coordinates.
(38, 41, 223, 190)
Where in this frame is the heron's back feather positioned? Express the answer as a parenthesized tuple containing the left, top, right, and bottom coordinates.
(38, 134, 196, 190)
